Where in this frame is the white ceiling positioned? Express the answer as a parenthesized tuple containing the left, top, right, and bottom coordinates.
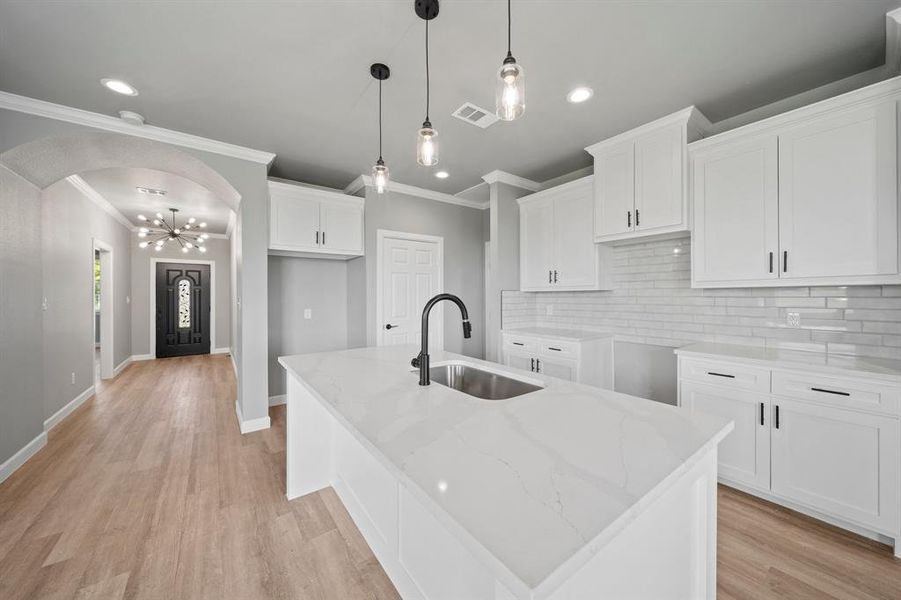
(79, 167, 232, 234)
(1, 1, 898, 193)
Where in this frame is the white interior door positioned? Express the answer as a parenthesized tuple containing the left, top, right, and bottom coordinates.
(378, 232, 443, 352)
(778, 101, 898, 279)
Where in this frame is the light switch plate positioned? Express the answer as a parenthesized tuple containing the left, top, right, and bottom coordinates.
(787, 312, 801, 328)
(304, 308, 312, 320)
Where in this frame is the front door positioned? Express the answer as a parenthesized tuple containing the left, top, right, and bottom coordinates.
(156, 262, 211, 358)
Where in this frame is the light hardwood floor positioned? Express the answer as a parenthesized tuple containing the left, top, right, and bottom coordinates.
(0, 354, 899, 600)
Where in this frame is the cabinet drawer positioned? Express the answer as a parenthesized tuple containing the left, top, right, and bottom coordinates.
(772, 371, 901, 416)
(679, 358, 770, 393)
(538, 340, 579, 359)
(503, 334, 537, 354)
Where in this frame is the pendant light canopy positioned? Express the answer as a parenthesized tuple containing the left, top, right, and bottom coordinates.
(496, 0, 525, 121)
(370, 62, 390, 194)
(415, 0, 440, 167)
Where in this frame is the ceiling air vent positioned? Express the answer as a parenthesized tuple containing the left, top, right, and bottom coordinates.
(452, 102, 499, 129)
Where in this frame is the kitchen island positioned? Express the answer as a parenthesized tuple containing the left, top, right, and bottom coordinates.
(280, 346, 732, 600)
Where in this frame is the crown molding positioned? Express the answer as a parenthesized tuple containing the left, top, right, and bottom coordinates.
(346, 175, 489, 209)
(65, 175, 134, 230)
(0, 91, 276, 166)
(585, 105, 709, 155)
(480, 170, 541, 192)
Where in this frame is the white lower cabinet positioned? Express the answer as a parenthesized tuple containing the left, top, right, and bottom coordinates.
(681, 382, 770, 490)
(770, 398, 900, 533)
(501, 331, 613, 389)
(677, 352, 901, 552)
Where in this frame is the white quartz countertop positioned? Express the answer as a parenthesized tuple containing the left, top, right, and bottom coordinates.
(675, 342, 901, 383)
(502, 326, 613, 342)
(279, 345, 731, 594)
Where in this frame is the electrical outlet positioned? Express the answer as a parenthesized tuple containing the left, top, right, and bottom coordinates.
(71, 372, 76, 384)
(304, 308, 312, 320)
(787, 312, 801, 328)
(546, 304, 554, 316)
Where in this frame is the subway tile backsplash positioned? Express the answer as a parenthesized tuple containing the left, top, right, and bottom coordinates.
(502, 234, 901, 360)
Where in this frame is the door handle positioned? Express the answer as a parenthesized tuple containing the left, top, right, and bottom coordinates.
(384, 324, 398, 330)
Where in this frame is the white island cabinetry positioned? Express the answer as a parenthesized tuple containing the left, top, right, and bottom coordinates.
(281, 346, 731, 600)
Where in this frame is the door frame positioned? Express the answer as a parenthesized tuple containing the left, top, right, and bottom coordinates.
(150, 258, 216, 358)
(375, 229, 444, 347)
(92, 238, 114, 379)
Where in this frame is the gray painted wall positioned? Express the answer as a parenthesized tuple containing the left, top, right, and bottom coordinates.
(268, 256, 349, 396)
(363, 188, 486, 359)
(41, 178, 133, 420)
(0, 165, 44, 469)
(131, 236, 232, 356)
(346, 256, 367, 349)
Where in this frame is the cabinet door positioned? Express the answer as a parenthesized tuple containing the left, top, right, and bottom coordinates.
(680, 382, 771, 490)
(320, 201, 364, 254)
(503, 351, 535, 373)
(634, 123, 684, 232)
(778, 102, 898, 279)
(594, 141, 635, 239)
(270, 192, 320, 250)
(553, 182, 596, 288)
(692, 136, 779, 284)
(520, 198, 556, 290)
(771, 398, 900, 533)
(537, 356, 577, 381)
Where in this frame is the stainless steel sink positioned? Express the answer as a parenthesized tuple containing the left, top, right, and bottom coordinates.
(427, 362, 543, 400)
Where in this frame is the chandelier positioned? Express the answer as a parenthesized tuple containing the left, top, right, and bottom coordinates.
(137, 208, 209, 253)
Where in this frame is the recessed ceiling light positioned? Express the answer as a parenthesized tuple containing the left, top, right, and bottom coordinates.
(136, 186, 166, 195)
(101, 78, 138, 96)
(435, 170, 449, 179)
(566, 87, 593, 104)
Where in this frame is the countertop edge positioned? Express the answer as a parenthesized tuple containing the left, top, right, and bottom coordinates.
(279, 354, 733, 598)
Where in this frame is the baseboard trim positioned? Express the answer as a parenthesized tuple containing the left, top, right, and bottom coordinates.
(230, 352, 237, 378)
(0, 431, 47, 485)
(211, 347, 230, 355)
(269, 394, 287, 407)
(44, 385, 95, 432)
(131, 353, 154, 362)
(235, 400, 271, 434)
(113, 356, 131, 377)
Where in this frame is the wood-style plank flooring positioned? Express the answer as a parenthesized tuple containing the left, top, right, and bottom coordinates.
(0, 354, 898, 599)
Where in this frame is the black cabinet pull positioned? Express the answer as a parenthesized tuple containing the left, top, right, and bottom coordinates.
(775, 405, 780, 429)
(553, 270, 558, 283)
(707, 371, 735, 379)
(530, 358, 535, 371)
(512, 341, 524, 346)
(315, 231, 319, 244)
(535, 359, 541, 372)
(760, 402, 765, 426)
(783, 250, 788, 273)
(769, 252, 774, 273)
(635, 209, 640, 227)
(322, 231, 326, 245)
(548, 347, 562, 352)
(627, 211, 631, 228)
(811, 387, 851, 397)
(548, 270, 552, 284)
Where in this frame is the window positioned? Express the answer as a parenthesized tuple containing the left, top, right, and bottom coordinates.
(94, 253, 101, 311)
(178, 279, 191, 328)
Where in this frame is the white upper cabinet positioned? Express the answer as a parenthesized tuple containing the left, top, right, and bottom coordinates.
(692, 135, 779, 284)
(587, 107, 711, 243)
(269, 180, 364, 259)
(690, 78, 901, 288)
(518, 176, 613, 292)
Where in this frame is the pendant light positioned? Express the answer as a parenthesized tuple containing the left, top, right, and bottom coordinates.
(370, 63, 390, 194)
(496, 0, 525, 121)
(415, 0, 440, 167)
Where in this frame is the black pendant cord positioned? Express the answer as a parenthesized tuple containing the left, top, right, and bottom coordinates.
(378, 79, 383, 161)
(424, 19, 430, 123)
(507, 0, 512, 56)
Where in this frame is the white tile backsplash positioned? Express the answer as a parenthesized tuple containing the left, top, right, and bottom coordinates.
(502, 234, 901, 360)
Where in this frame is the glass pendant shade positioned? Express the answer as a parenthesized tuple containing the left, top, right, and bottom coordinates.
(416, 123, 439, 167)
(496, 59, 525, 121)
(372, 159, 389, 194)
